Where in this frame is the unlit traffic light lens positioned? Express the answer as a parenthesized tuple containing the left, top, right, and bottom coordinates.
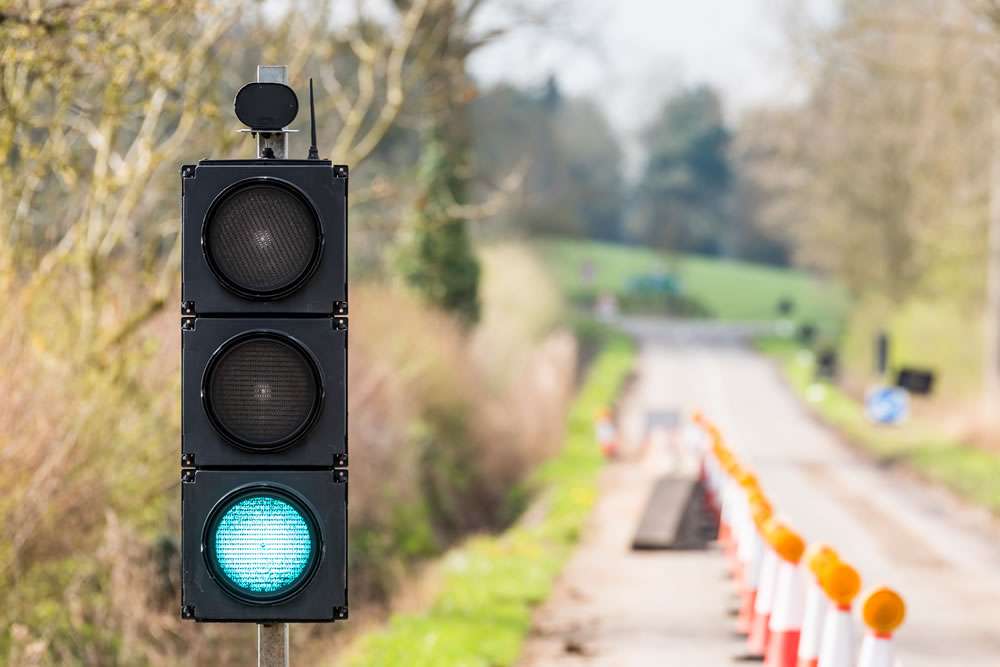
(204, 333, 322, 451)
(204, 181, 322, 298)
(205, 489, 320, 603)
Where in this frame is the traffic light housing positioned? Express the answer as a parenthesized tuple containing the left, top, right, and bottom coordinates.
(181, 317, 346, 468)
(181, 470, 347, 622)
(180, 157, 348, 623)
(181, 160, 347, 314)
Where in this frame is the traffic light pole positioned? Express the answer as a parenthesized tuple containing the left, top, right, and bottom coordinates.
(256, 63, 290, 667)
(259, 623, 289, 667)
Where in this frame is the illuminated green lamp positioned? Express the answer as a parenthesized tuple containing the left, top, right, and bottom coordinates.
(205, 488, 321, 603)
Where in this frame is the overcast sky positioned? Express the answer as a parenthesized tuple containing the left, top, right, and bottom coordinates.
(468, 0, 835, 170)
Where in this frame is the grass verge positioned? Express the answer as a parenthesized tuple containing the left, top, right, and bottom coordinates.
(757, 337, 1000, 512)
(343, 334, 635, 666)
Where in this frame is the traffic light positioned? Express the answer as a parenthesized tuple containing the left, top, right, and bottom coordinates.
(179, 82, 348, 623)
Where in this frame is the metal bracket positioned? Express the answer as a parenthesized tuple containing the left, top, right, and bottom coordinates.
(256, 66, 290, 160)
(181, 317, 196, 331)
(334, 606, 348, 620)
(181, 453, 195, 467)
(182, 301, 196, 317)
(333, 317, 348, 331)
(334, 301, 348, 316)
(181, 165, 196, 178)
(334, 164, 348, 178)
(334, 469, 348, 483)
(334, 453, 348, 467)
(181, 605, 195, 619)
(182, 470, 195, 484)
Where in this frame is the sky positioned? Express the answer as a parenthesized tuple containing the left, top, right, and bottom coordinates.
(467, 0, 835, 171)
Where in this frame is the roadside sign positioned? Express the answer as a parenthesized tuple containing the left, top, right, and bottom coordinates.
(865, 386, 909, 425)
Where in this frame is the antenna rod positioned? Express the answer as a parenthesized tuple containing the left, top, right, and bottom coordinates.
(308, 78, 320, 160)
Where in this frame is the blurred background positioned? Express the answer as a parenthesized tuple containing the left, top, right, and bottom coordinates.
(4, 0, 1000, 664)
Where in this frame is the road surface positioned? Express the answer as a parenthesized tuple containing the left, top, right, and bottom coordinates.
(518, 318, 1000, 666)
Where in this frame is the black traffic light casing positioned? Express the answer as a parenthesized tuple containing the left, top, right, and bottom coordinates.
(181, 470, 347, 622)
(180, 157, 348, 623)
(181, 159, 347, 315)
(181, 317, 347, 468)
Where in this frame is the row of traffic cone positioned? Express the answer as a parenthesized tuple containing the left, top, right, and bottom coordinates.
(688, 413, 907, 667)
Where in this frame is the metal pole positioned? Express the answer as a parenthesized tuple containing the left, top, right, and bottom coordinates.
(257, 65, 290, 159)
(256, 64, 291, 666)
(258, 623, 289, 667)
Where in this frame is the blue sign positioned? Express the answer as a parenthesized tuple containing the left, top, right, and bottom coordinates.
(865, 386, 909, 425)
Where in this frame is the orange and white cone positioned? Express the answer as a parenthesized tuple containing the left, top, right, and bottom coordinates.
(765, 529, 807, 667)
(797, 545, 838, 667)
(733, 472, 761, 583)
(747, 521, 785, 657)
(708, 430, 730, 517)
(594, 407, 617, 457)
(817, 561, 862, 667)
(733, 481, 757, 592)
(722, 467, 749, 579)
(737, 499, 771, 635)
(858, 586, 905, 667)
(719, 466, 735, 557)
(685, 411, 709, 482)
(704, 431, 723, 513)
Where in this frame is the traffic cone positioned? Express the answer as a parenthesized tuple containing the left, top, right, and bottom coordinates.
(732, 471, 759, 579)
(722, 466, 748, 579)
(737, 498, 772, 635)
(686, 410, 709, 484)
(705, 430, 724, 514)
(817, 561, 861, 667)
(718, 465, 735, 550)
(858, 587, 905, 667)
(747, 520, 786, 657)
(797, 544, 838, 667)
(765, 529, 807, 667)
(710, 439, 732, 528)
(594, 407, 617, 457)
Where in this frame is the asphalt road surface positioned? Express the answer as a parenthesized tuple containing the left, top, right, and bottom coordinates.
(518, 317, 1000, 666)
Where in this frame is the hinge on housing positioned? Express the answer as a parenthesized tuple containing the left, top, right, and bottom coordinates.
(335, 607, 348, 620)
(182, 301, 196, 316)
(334, 453, 348, 467)
(334, 164, 348, 178)
(181, 165, 196, 178)
(181, 317, 196, 331)
(182, 470, 195, 484)
(333, 317, 348, 331)
(181, 453, 195, 467)
(334, 469, 348, 483)
(334, 301, 348, 316)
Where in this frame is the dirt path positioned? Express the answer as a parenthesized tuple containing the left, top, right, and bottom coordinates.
(519, 318, 1000, 666)
(517, 326, 735, 666)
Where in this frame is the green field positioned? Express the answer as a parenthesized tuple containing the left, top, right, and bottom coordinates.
(539, 239, 848, 325)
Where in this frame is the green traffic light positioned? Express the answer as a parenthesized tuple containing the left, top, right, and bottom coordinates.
(205, 489, 320, 603)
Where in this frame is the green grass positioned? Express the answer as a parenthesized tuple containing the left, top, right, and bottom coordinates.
(539, 239, 848, 325)
(757, 337, 1000, 512)
(343, 335, 636, 667)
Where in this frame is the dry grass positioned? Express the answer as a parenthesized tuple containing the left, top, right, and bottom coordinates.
(0, 244, 574, 665)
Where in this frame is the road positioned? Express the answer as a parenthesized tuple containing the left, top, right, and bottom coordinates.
(518, 317, 1000, 666)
